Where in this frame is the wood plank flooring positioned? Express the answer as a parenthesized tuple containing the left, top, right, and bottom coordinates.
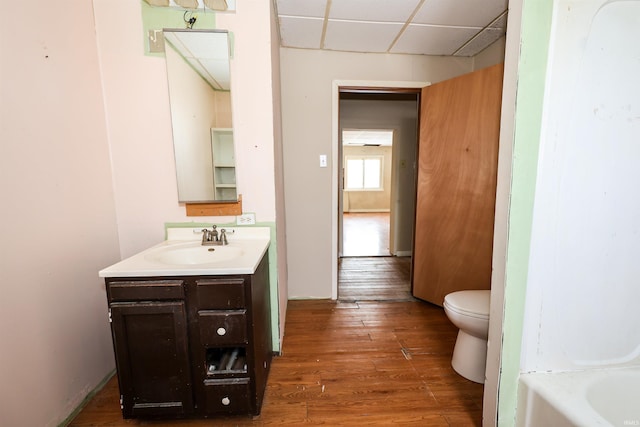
(340, 212, 414, 301)
(339, 256, 414, 302)
(69, 300, 483, 426)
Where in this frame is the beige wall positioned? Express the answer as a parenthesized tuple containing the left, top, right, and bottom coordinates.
(0, 1, 121, 426)
(474, 36, 507, 70)
(280, 48, 474, 298)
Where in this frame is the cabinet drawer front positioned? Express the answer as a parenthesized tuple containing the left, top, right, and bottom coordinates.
(196, 278, 245, 309)
(108, 280, 184, 302)
(202, 378, 251, 415)
(199, 310, 247, 345)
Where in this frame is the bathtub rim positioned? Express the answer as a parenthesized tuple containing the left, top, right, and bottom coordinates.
(517, 365, 640, 427)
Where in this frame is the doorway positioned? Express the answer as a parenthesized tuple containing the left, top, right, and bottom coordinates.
(336, 89, 420, 301)
(341, 127, 393, 257)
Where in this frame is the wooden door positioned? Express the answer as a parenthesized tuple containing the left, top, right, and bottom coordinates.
(110, 301, 193, 418)
(412, 63, 504, 306)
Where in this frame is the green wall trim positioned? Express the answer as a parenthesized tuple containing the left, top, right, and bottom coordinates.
(164, 220, 280, 351)
(497, 0, 555, 425)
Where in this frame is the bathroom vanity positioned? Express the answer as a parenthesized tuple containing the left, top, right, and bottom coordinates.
(99, 227, 272, 419)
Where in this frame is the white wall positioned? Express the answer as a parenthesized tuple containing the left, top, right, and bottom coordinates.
(520, 0, 640, 372)
(281, 48, 473, 298)
(0, 1, 121, 426)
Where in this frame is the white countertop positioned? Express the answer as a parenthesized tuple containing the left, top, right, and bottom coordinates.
(99, 227, 270, 278)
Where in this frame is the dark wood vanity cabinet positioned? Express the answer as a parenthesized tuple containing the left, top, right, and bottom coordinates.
(109, 297, 193, 418)
(105, 255, 272, 419)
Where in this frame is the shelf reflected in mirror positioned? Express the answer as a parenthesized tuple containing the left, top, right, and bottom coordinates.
(163, 29, 237, 202)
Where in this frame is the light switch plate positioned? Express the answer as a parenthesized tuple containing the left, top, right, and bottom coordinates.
(320, 154, 328, 168)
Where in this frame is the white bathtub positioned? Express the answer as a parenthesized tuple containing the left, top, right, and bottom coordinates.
(517, 366, 640, 427)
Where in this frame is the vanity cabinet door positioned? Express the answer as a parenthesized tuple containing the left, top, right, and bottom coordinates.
(110, 301, 193, 418)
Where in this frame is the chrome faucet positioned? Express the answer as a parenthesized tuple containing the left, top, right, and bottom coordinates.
(201, 225, 228, 246)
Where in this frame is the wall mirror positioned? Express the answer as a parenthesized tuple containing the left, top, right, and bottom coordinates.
(163, 29, 237, 202)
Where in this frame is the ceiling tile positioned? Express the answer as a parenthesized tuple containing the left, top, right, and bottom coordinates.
(324, 20, 404, 53)
(165, 31, 229, 60)
(489, 12, 508, 29)
(413, 0, 507, 28)
(198, 59, 231, 88)
(278, 16, 324, 49)
(276, 0, 327, 18)
(454, 28, 505, 56)
(329, 0, 421, 22)
(391, 24, 480, 55)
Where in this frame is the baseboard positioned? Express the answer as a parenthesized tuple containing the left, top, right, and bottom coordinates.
(59, 369, 116, 427)
(394, 251, 412, 257)
(344, 209, 390, 213)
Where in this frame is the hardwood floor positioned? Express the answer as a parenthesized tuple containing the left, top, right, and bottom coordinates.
(342, 212, 390, 257)
(69, 300, 482, 426)
(339, 256, 414, 302)
(340, 212, 413, 301)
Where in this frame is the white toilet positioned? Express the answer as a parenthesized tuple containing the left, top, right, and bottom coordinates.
(443, 290, 491, 384)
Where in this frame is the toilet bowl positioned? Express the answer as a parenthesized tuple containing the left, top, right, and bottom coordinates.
(443, 290, 490, 384)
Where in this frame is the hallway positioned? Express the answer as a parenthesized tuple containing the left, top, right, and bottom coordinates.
(340, 212, 413, 301)
(342, 212, 390, 257)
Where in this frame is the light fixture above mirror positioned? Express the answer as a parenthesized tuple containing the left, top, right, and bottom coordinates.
(143, 0, 235, 12)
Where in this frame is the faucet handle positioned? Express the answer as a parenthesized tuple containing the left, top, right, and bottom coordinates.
(220, 229, 228, 245)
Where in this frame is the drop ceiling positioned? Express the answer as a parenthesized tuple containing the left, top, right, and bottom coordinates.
(275, 0, 508, 57)
(164, 30, 231, 90)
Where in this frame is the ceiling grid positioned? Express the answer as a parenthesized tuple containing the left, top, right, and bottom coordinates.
(275, 0, 508, 57)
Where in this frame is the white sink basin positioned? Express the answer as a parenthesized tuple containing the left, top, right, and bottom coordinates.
(98, 227, 271, 277)
(145, 243, 243, 266)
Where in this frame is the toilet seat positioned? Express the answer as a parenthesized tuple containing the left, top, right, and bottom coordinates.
(444, 290, 490, 320)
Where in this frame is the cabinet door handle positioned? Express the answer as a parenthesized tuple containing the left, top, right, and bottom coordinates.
(221, 396, 231, 406)
(217, 327, 227, 336)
